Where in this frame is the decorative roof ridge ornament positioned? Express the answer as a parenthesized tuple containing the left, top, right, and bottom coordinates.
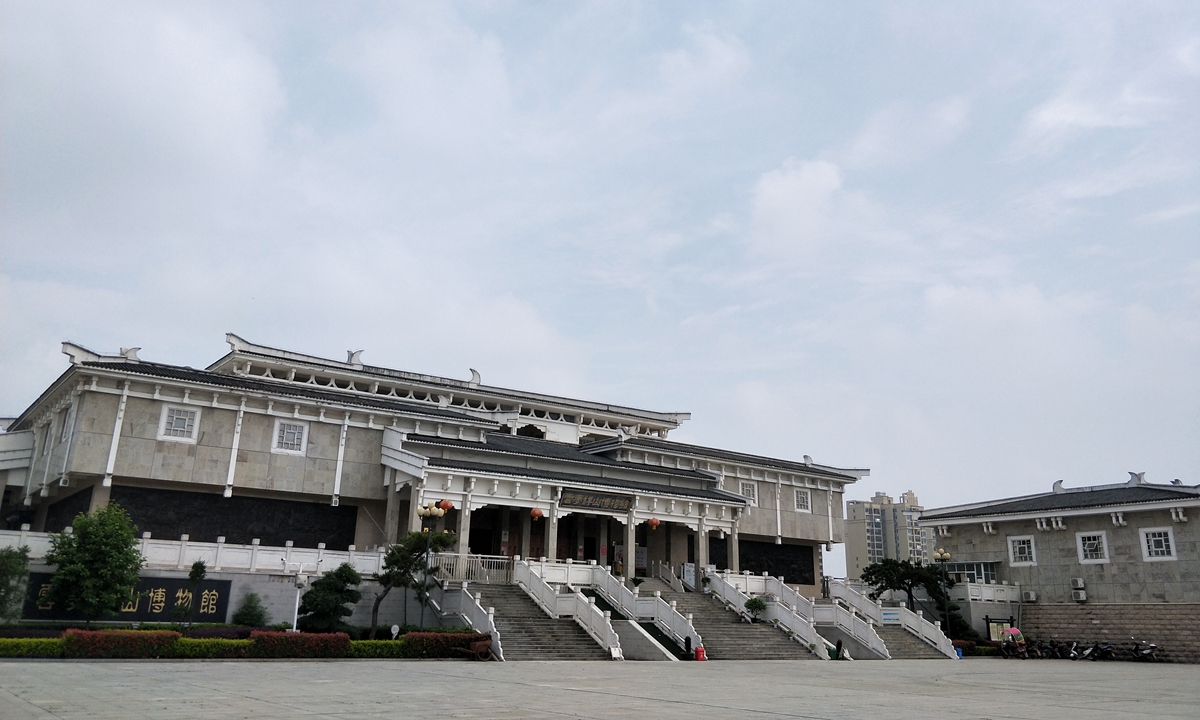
(1127, 471, 1146, 487)
(1052, 479, 1065, 493)
(347, 350, 364, 368)
(468, 369, 481, 387)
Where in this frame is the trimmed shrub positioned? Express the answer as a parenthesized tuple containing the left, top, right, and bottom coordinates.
(0, 638, 64, 658)
(172, 638, 252, 659)
(249, 631, 351, 658)
(187, 626, 259, 640)
(350, 640, 410, 658)
(62, 630, 180, 659)
(231, 592, 270, 627)
(399, 632, 491, 658)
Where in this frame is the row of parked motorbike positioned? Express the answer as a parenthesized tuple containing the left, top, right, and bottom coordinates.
(1000, 636, 1160, 661)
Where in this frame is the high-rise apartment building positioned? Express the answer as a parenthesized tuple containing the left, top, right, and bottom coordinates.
(845, 491, 932, 579)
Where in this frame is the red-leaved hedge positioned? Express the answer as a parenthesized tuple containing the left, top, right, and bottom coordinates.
(249, 631, 351, 658)
(399, 632, 492, 658)
(62, 630, 181, 659)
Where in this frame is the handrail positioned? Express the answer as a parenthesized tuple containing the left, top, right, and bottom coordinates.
(513, 559, 623, 659)
(458, 584, 505, 661)
(706, 571, 830, 660)
(652, 560, 685, 593)
(881, 604, 957, 659)
(431, 553, 513, 584)
(0, 528, 384, 575)
(524, 559, 702, 652)
(828, 578, 883, 624)
(812, 602, 890, 659)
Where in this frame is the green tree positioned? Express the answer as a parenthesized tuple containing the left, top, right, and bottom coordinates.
(44, 503, 144, 627)
(173, 560, 207, 631)
(0, 545, 31, 624)
(368, 531, 456, 639)
(231, 592, 270, 627)
(297, 562, 362, 633)
(858, 558, 948, 612)
(744, 596, 767, 621)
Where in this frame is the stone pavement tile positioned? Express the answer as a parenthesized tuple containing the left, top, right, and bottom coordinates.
(1, 659, 1197, 719)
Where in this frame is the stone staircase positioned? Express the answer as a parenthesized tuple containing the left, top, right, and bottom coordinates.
(1020, 603, 1200, 664)
(874, 626, 948, 659)
(474, 585, 610, 661)
(639, 579, 818, 660)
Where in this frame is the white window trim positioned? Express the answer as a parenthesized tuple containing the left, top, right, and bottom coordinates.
(157, 404, 201, 444)
(1075, 531, 1110, 564)
(60, 408, 73, 442)
(1139, 526, 1177, 562)
(740, 481, 758, 507)
(272, 418, 309, 456)
(1007, 535, 1037, 567)
(794, 487, 812, 513)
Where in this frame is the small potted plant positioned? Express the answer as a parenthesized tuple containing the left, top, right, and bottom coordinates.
(700, 576, 711, 593)
(744, 596, 767, 623)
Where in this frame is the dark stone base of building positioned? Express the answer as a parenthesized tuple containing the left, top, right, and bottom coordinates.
(709, 537, 815, 586)
(107, 485, 359, 551)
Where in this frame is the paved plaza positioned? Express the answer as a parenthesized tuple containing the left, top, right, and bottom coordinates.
(1, 659, 1196, 719)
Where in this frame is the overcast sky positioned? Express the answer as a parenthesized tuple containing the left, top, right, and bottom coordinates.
(3, 2, 1198, 573)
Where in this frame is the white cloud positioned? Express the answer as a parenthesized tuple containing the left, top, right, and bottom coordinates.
(844, 96, 971, 167)
(747, 159, 896, 259)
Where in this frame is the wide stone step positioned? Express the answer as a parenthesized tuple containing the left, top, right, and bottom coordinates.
(475, 587, 610, 661)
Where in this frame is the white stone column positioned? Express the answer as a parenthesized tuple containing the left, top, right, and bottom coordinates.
(697, 517, 709, 570)
(546, 509, 559, 560)
(624, 512, 636, 580)
(575, 514, 585, 560)
(456, 504, 472, 555)
(729, 524, 740, 572)
(384, 469, 401, 545)
(406, 484, 423, 534)
(520, 509, 532, 558)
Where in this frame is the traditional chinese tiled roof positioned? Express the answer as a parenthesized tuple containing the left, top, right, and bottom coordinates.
(921, 484, 1200, 520)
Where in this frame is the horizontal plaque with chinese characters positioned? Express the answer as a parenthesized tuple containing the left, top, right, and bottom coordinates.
(22, 573, 232, 623)
(558, 489, 634, 513)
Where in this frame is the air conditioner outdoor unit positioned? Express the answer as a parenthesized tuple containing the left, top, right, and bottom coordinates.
(1021, 591, 1037, 602)
(1071, 590, 1087, 602)
(1070, 578, 1086, 589)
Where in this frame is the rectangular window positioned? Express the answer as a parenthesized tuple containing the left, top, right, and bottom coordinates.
(1140, 527, 1176, 562)
(1008, 536, 1036, 566)
(1076, 531, 1109, 564)
(157, 405, 201, 443)
(272, 419, 308, 455)
(739, 481, 758, 506)
(794, 488, 811, 512)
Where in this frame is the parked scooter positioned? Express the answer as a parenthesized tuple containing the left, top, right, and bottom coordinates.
(1128, 637, 1160, 662)
(1090, 641, 1117, 661)
(1076, 642, 1098, 661)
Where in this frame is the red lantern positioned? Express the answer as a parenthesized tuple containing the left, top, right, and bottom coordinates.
(531, 508, 544, 521)
(438, 499, 454, 511)
(648, 518, 660, 530)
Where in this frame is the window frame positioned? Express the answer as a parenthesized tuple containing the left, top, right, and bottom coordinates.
(272, 418, 309, 456)
(1007, 535, 1037, 567)
(1075, 530, 1109, 564)
(793, 487, 812, 513)
(739, 481, 758, 507)
(1139, 526, 1177, 562)
(157, 404, 201, 444)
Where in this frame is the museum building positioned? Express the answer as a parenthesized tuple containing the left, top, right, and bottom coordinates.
(0, 334, 863, 597)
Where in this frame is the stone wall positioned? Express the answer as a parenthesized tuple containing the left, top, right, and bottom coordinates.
(934, 509, 1198, 604)
(1020, 603, 1200, 663)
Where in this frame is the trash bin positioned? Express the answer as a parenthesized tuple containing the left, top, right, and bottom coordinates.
(956, 648, 964, 659)
(694, 646, 707, 661)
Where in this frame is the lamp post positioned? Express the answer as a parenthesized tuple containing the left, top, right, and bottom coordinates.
(933, 547, 951, 629)
(416, 500, 448, 631)
(285, 562, 317, 632)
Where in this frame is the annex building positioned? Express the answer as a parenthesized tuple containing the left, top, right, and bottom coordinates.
(1, 334, 863, 598)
